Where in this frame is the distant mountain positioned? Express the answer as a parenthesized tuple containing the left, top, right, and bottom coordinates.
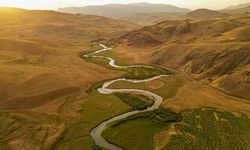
(222, 6, 250, 14)
(222, 2, 250, 10)
(180, 9, 229, 20)
(58, 2, 190, 18)
(221, 3, 250, 14)
(120, 12, 186, 26)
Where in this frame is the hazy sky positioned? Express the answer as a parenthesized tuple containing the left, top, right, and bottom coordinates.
(0, 0, 249, 10)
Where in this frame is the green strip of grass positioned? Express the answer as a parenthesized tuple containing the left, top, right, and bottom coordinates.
(109, 108, 182, 128)
(114, 93, 153, 110)
(124, 66, 171, 80)
(83, 56, 114, 69)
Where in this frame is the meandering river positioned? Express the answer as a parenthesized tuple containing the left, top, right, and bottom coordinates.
(84, 44, 170, 150)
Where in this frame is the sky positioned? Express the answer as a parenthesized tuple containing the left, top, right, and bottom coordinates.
(0, 0, 249, 10)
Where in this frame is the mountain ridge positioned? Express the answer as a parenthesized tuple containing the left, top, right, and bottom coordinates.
(58, 2, 190, 18)
(222, 2, 250, 10)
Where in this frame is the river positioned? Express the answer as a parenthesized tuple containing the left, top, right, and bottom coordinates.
(84, 44, 170, 150)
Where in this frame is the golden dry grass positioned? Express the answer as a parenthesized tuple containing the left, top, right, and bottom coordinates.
(114, 41, 250, 100)
(0, 7, 139, 42)
(163, 75, 250, 115)
(113, 14, 250, 101)
(0, 7, 139, 149)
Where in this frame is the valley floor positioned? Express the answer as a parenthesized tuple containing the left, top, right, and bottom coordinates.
(0, 43, 249, 150)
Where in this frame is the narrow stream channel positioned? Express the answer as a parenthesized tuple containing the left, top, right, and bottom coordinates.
(84, 44, 170, 150)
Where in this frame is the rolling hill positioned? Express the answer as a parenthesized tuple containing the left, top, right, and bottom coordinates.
(221, 2, 250, 14)
(0, 6, 142, 107)
(222, 2, 250, 10)
(114, 16, 247, 47)
(0, 7, 139, 42)
(223, 6, 250, 14)
(179, 9, 229, 20)
(58, 2, 190, 18)
(0, 8, 139, 149)
(120, 12, 186, 25)
(0, 7, 140, 108)
(113, 13, 250, 100)
(59, 6, 232, 25)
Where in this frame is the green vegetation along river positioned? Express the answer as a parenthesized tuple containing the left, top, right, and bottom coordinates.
(84, 44, 171, 150)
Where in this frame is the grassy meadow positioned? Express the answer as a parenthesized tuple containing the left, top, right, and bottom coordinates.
(115, 93, 154, 110)
(162, 107, 250, 150)
(102, 108, 181, 150)
(54, 91, 130, 150)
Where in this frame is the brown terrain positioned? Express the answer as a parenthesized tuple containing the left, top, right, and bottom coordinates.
(222, 2, 250, 14)
(58, 2, 191, 26)
(178, 9, 229, 20)
(223, 5, 250, 14)
(120, 12, 185, 26)
(58, 2, 250, 26)
(0, 5, 249, 150)
(0, 7, 138, 149)
(0, 7, 139, 109)
(113, 10, 250, 100)
(121, 9, 230, 26)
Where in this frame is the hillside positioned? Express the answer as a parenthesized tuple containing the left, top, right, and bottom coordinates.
(118, 9, 229, 26)
(222, 2, 250, 10)
(115, 13, 250, 45)
(221, 2, 250, 14)
(179, 9, 229, 20)
(58, 2, 190, 19)
(0, 7, 141, 109)
(122, 9, 230, 25)
(0, 8, 138, 149)
(120, 12, 186, 25)
(113, 14, 250, 100)
(118, 8, 230, 26)
(0, 7, 139, 42)
(223, 6, 250, 14)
